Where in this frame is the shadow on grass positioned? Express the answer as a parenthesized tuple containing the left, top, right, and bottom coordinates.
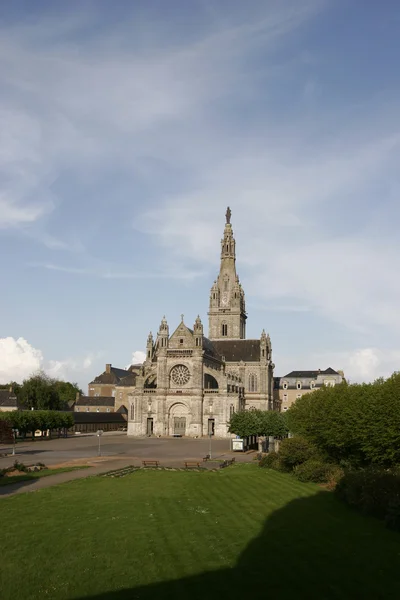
(78, 490, 400, 600)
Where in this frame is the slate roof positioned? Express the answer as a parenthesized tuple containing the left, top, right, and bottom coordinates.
(73, 412, 126, 424)
(211, 339, 261, 362)
(90, 366, 131, 385)
(116, 405, 128, 414)
(0, 389, 18, 408)
(282, 368, 339, 378)
(75, 396, 115, 407)
(117, 373, 137, 387)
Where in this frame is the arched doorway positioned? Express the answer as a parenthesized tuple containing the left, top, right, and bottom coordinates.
(169, 403, 189, 436)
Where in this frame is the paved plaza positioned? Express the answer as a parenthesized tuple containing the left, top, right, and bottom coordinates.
(0, 433, 242, 467)
(0, 434, 255, 498)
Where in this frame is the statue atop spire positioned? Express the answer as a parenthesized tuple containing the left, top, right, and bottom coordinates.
(226, 206, 232, 225)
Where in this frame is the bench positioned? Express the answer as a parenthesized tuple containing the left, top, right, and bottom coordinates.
(203, 454, 210, 462)
(142, 460, 160, 468)
(184, 461, 201, 469)
(220, 458, 236, 468)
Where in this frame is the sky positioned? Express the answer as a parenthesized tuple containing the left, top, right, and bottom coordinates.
(1, 0, 400, 389)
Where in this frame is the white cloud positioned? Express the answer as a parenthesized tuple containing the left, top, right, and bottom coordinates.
(127, 351, 146, 369)
(0, 337, 94, 384)
(0, 337, 43, 382)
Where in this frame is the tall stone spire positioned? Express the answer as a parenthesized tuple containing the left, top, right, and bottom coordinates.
(208, 208, 247, 340)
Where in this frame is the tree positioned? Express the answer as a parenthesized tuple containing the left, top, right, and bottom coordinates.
(286, 374, 400, 468)
(228, 410, 288, 439)
(54, 381, 82, 409)
(18, 372, 61, 411)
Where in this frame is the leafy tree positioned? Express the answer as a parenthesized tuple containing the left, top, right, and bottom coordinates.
(54, 381, 82, 409)
(0, 382, 21, 395)
(0, 410, 74, 437)
(18, 372, 61, 411)
(229, 410, 288, 438)
(286, 373, 400, 468)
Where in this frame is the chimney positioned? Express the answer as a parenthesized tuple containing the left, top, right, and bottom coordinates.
(106, 363, 112, 374)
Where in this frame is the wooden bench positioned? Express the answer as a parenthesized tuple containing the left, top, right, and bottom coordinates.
(202, 455, 210, 462)
(184, 461, 201, 468)
(142, 460, 160, 468)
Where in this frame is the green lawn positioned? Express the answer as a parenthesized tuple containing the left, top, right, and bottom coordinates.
(1, 464, 400, 600)
(0, 465, 89, 486)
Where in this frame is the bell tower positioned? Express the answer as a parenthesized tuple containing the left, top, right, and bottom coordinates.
(208, 208, 247, 340)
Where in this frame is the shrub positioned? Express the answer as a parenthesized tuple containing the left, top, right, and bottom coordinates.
(259, 452, 281, 470)
(294, 459, 343, 484)
(335, 468, 400, 531)
(278, 436, 317, 471)
(13, 460, 28, 472)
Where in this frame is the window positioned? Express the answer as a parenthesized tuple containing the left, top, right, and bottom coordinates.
(310, 380, 315, 389)
(283, 406, 288, 411)
(195, 338, 199, 346)
(296, 381, 302, 390)
(262, 349, 265, 357)
(224, 279, 228, 291)
(96, 408, 100, 412)
(296, 394, 302, 399)
(283, 381, 288, 390)
(107, 408, 110, 413)
(222, 324, 228, 337)
(90, 387, 94, 392)
(229, 405, 235, 418)
(76, 407, 79, 412)
(179, 338, 184, 345)
(248, 374, 258, 392)
(130, 403, 134, 420)
(283, 393, 288, 403)
(147, 350, 151, 358)
(86, 407, 90, 412)
(119, 392, 122, 399)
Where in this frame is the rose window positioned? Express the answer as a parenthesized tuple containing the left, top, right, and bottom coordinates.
(171, 365, 190, 386)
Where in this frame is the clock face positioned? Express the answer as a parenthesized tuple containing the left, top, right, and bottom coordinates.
(221, 292, 229, 306)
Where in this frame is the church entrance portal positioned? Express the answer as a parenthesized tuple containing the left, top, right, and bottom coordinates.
(173, 417, 186, 436)
(169, 403, 189, 436)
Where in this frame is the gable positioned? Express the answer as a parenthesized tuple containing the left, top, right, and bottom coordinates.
(169, 322, 195, 349)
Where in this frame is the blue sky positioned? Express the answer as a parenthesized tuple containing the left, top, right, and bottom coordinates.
(1, 0, 400, 388)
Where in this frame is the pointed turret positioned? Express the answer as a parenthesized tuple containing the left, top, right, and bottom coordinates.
(157, 316, 169, 349)
(146, 331, 154, 362)
(193, 315, 204, 348)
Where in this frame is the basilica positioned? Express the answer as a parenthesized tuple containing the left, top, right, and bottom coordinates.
(124, 208, 275, 438)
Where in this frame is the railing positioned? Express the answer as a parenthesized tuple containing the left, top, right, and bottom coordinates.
(204, 390, 219, 394)
(143, 389, 156, 394)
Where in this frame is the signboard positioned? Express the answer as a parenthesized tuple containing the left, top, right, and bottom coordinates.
(232, 439, 244, 451)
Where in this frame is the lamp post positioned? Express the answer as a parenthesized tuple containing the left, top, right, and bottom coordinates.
(12, 428, 18, 456)
(97, 430, 103, 456)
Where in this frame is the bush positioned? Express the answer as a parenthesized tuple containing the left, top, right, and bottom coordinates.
(294, 459, 343, 485)
(278, 436, 318, 471)
(13, 460, 28, 472)
(259, 452, 281, 470)
(335, 468, 400, 531)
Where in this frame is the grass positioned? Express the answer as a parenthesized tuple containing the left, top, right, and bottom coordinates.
(1, 464, 400, 600)
(0, 466, 89, 486)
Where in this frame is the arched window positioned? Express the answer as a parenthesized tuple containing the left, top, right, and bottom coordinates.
(229, 405, 235, 418)
(221, 324, 228, 337)
(248, 374, 258, 392)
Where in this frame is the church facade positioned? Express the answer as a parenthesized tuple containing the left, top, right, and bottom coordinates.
(126, 208, 275, 438)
